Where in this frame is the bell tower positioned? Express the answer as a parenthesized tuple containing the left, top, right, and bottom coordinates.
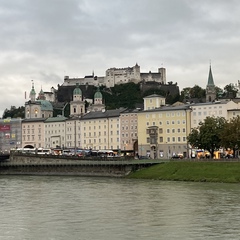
(206, 65, 216, 102)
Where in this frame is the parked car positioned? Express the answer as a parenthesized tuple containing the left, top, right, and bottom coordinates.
(171, 154, 183, 159)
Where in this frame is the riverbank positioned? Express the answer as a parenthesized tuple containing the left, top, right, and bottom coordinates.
(127, 161, 240, 183)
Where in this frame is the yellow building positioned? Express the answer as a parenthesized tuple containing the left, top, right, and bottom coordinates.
(138, 95, 192, 159)
(80, 108, 126, 151)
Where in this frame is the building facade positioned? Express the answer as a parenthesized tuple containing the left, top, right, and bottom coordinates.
(80, 109, 126, 151)
(119, 109, 139, 154)
(0, 118, 22, 152)
(190, 100, 239, 129)
(44, 116, 67, 149)
(138, 95, 192, 159)
(61, 63, 166, 88)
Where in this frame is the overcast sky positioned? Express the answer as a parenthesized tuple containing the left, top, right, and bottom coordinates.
(0, 0, 240, 116)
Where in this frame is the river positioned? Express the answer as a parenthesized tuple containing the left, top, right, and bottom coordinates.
(0, 176, 240, 240)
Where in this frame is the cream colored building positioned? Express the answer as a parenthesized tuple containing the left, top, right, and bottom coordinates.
(22, 119, 45, 148)
(65, 118, 82, 149)
(80, 109, 126, 151)
(44, 116, 67, 149)
(138, 95, 192, 159)
(190, 100, 239, 129)
(119, 109, 139, 154)
(143, 94, 166, 110)
(22, 83, 54, 148)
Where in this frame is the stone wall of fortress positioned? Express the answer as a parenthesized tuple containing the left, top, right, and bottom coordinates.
(62, 64, 166, 88)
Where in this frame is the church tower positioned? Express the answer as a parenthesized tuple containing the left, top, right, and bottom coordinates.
(87, 86, 105, 112)
(29, 80, 36, 102)
(70, 83, 85, 117)
(38, 87, 46, 100)
(206, 65, 216, 102)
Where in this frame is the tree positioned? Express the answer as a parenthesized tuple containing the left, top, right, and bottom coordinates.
(2, 106, 25, 118)
(220, 116, 240, 157)
(215, 86, 224, 98)
(187, 116, 227, 157)
(180, 85, 205, 102)
(223, 84, 238, 98)
(190, 85, 206, 99)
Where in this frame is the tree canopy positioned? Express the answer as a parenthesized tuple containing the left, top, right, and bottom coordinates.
(187, 116, 227, 157)
(2, 106, 25, 119)
(220, 116, 240, 155)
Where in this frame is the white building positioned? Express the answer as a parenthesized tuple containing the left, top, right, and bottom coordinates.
(61, 63, 166, 88)
(44, 116, 67, 149)
(190, 100, 239, 129)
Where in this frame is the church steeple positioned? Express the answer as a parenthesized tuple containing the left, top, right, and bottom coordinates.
(207, 65, 214, 86)
(29, 80, 36, 102)
(70, 83, 85, 117)
(38, 86, 46, 100)
(206, 64, 216, 102)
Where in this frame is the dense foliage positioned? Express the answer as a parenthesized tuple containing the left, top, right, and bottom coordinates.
(101, 82, 143, 109)
(2, 106, 25, 119)
(220, 116, 240, 154)
(187, 116, 240, 157)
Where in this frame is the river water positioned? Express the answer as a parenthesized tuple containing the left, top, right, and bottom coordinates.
(0, 176, 240, 240)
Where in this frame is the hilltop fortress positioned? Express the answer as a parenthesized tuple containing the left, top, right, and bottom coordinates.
(63, 63, 166, 88)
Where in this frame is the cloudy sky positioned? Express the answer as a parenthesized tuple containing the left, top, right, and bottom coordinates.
(0, 0, 240, 116)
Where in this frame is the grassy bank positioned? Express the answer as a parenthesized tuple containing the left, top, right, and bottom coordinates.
(127, 161, 240, 183)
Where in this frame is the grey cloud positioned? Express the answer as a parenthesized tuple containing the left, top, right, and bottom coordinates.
(0, 0, 240, 116)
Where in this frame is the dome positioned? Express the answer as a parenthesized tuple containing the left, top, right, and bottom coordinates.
(73, 83, 82, 95)
(37, 100, 53, 111)
(94, 87, 102, 99)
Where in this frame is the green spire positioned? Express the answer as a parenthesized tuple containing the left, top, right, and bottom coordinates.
(207, 65, 215, 86)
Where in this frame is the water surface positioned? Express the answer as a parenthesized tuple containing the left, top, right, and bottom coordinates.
(0, 176, 240, 240)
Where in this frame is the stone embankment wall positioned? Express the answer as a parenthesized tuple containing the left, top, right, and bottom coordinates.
(0, 153, 133, 177)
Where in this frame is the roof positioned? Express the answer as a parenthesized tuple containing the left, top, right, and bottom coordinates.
(81, 108, 127, 120)
(73, 83, 82, 95)
(22, 118, 45, 123)
(139, 104, 191, 113)
(44, 116, 68, 122)
(94, 88, 102, 99)
(37, 100, 53, 111)
(190, 99, 232, 107)
(143, 94, 165, 99)
(207, 66, 215, 86)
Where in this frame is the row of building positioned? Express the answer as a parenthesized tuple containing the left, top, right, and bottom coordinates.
(1, 65, 240, 158)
